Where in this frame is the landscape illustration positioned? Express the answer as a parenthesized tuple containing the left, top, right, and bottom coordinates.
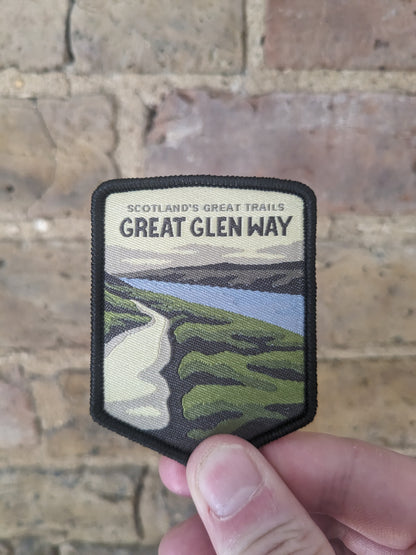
(103, 240, 306, 452)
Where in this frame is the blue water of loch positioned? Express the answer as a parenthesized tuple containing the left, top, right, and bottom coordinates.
(123, 278, 304, 336)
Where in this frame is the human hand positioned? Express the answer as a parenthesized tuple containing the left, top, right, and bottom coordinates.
(158, 432, 416, 554)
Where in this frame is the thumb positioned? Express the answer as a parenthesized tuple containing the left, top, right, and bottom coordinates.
(186, 435, 334, 555)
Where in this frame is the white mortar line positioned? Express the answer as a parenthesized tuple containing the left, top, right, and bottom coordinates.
(318, 346, 416, 361)
(245, 0, 267, 74)
(1, 68, 416, 102)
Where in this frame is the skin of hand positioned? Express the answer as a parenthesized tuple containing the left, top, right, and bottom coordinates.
(158, 432, 416, 555)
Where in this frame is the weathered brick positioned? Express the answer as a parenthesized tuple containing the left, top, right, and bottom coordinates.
(0, 96, 116, 221)
(306, 357, 416, 449)
(58, 543, 153, 555)
(60, 371, 90, 404)
(264, 0, 416, 70)
(13, 537, 55, 555)
(32, 96, 117, 218)
(47, 370, 158, 463)
(0, 241, 90, 350)
(0, 348, 90, 379)
(0, 464, 192, 547)
(145, 90, 416, 214)
(45, 424, 159, 462)
(0, 99, 55, 218)
(31, 380, 71, 431)
(0, 467, 143, 543)
(0, 360, 38, 450)
(71, 0, 243, 74)
(0, 541, 12, 555)
(317, 244, 416, 350)
(329, 214, 416, 249)
(0, 0, 68, 71)
(0, 218, 90, 243)
(0, 380, 38, 448)
(0, 362, 42, 464)
(136, 467, 195, 545)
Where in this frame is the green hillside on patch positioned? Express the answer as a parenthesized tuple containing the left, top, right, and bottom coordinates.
(104, 285, 151, 342)
(104, 276, 305, 439)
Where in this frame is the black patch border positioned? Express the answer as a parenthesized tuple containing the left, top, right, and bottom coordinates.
(91, 175, 317, 464)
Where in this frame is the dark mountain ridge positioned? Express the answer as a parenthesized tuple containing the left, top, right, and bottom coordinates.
(121, 260, 304, 295)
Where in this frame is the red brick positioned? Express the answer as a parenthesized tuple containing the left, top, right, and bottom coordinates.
(145, 90, 416, 214)
(264, 0, 416, 70)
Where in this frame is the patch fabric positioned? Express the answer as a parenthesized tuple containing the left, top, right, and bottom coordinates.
(91, 176, 316, 464)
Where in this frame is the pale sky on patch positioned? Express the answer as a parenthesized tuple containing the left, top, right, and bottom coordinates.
(105, 186, 305, 272)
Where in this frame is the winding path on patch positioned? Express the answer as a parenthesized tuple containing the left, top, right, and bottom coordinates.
(104, 299, 171, 430)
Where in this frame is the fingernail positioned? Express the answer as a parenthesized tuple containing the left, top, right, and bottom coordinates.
(197, 445, 263, 519)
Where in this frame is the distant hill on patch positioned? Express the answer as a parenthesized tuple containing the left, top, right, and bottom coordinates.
(122, 261, 304, 295)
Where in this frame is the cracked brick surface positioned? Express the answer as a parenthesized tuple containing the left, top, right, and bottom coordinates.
(0, 462, 193, 546)
(0, 466, 143, 543)
(0, 96, 117, 220)
(70, 0, 244, 74)
(0, 0, 68, 71)
(0, 240, 90, 350)
(0, 99, 56, 216)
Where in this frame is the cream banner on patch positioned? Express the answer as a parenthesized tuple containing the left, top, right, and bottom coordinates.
(105, 186, 304, 275)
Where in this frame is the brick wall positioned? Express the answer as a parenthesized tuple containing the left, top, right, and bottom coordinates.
(0, 1, 415, 552)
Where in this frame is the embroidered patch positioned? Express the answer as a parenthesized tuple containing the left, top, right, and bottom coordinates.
(91, 176, 317, 464)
